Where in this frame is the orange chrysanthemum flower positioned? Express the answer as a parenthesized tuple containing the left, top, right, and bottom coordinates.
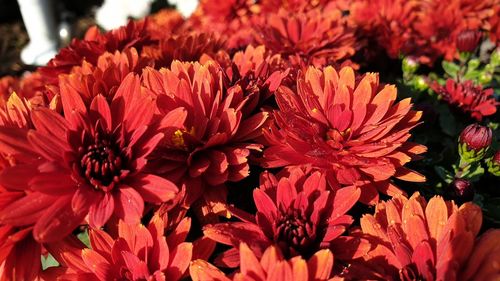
(190, 242, 335, 281)
(0, 73, 178, 242)
(256, 7, 356, 68)
(263, 66, 426, 204)
(188, 0, 260, 50)
(52, 47, 152, 107)
(39, 20, 154, 85)
(144, 59, 284, 216)
(56, 215, 192, 280)
(142, 32, 225, 69)
(345, 192, 500, 281)
(146, 9, 185, 41)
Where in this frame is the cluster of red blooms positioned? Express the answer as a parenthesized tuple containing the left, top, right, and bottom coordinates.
(351, 0, 498, 64)
(0, 1, 498, 280)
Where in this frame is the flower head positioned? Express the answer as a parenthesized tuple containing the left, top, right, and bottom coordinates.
(144, 59, 284, 216)
(190, 242, 335, 281)
(63, 216, 192, 280)
(203, 168, 367, 267)
(346, 192, 500, 281)
(0, 73, 178, 242)
(434, 79, 498, 121)
(263, 66, 426, 204)
(352, 0, 495, 64)
(456, 29, 482, 53)
(39, 20, 153, 85)
(459, 123, 492, 161)
(257, 7, 356, 68)
(142, 32, 225, 69)
(450, 178, 474, 202)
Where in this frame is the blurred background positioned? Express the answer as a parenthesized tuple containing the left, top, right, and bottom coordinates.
(0, 0, 197, 76)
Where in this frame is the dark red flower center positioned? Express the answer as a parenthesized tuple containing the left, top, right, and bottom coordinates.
(80, 135, 124, 190)
(275, 208, 316, 257)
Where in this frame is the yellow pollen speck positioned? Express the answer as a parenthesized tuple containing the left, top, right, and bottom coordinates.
(312, 108, 318, 113)
(172, 129, 185, 148)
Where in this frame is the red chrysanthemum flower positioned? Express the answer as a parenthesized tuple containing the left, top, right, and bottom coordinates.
(142, 32, 225, 69)
(39, 20, 154, 85)
(188, 0, 260, 50)
(345, 192, 500, 281)
(146, 9, 185, 41)
(432, 79, 498, 121)
(190, 242, 335, 281)
(353, 0, 495, 64)
(144, 59, 283, 217)
(203, 167, 368, 268)
(0, 72, 54, 110)
(352, 0, 419, 61)
(0, 73, 178, 242)
(51, 47, 152, 108)
(263, 66, 426, 204)
(256, 7, 356, 68)
(60, 215, 193, 280)
(224, 45, 288, 114)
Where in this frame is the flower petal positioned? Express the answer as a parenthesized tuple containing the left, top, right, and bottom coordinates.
(127, 173, 178, 204)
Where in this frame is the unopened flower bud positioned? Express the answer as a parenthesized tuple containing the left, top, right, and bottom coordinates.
(456, 30, 482, 53)
(450, 178, 474, 202)
(459, 124, 492, 162)
(487, 150, 500, 176)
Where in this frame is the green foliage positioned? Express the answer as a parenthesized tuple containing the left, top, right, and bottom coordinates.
(41, 254, 59, 270)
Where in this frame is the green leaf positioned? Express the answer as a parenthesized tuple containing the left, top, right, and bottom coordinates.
(77, 229, 91, 248)
(462, 162, 485, 182)
(41, 254, 59, 270)
(488, 122, 499, 131)
(467, 58, 480, 71)
(442, 61, 460, 78)
(434, 166, 454, 184)
(463, 70, 481, 81)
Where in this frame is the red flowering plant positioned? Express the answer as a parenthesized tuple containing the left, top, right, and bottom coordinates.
(190, 242, 335, 281)
(203, 167, 369, 270)
(0, 73, 178, 242)
(431, 79, 498, 121)
(344, 193, 500, 281)
(0, 2, 499, 280)
(54, 215, 194, 280)
(352, 0, 495, 65)
(263, 65, 426, 204)
(143, 58, 285, 219)
(255, 6, 357, 69)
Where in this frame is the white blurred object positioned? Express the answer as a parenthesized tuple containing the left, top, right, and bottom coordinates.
(96, 0, 153, 31)
(169, 0, 198, 18)
(17, 0, 58, 66)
